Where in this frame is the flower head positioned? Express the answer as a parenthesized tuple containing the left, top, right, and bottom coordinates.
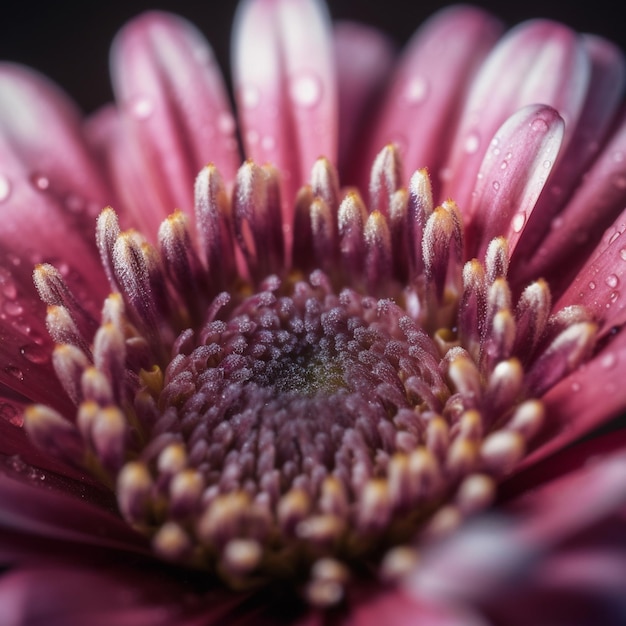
(1, 1, 626, 624)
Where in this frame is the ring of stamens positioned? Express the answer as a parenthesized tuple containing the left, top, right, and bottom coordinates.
(27, 145, 598, 606)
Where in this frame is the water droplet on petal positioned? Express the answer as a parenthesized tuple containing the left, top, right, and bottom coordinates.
(588, 281, 596, 290)
(543, 160, 552, 170)
(500, 160, 508, 170)
(217, 112, 236, 135)
(0, 402, 21, 425)
(606, 274, 619, 288)
(19, 344, 49, 364)
(261, 136, 276, 151)
(531, 118, 549, 132)
(601, 353, 616, 369)
(464, 132, 480, 154)
(3, 301, 23, 316)
(0, 174, 11, 202)
(609, 231, 621, 245)
(0, 268, 17, 299)
(492, 181, 500, 192)
(511, 212, 526, 233)
(289, 72, 323, 108)
(128, 95, 154, 120)
(241, 85, 260, 109)
(5, 365, 24, 381)
(403, 76, 428, 105)
(31, 173, 50, 191)
(619, 248, 626, 262)
(609, 290, 620, 304)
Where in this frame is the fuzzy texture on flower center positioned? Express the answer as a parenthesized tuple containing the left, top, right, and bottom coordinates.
(26, 146, 598, 606)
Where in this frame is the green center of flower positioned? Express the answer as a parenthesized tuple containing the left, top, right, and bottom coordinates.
(26, 146, 598, 606)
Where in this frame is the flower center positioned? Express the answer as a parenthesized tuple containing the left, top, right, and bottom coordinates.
(26, 146, 598, 606)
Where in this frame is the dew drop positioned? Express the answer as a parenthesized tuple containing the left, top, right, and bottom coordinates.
(0, 174, 11, 202)
(605, 274, 619, 288)
(500, 160, 508, 170)
(464, 132, 480, 154)
(261, 135, 276, 151)
(19, 344, 49, 364)
(0, 268, 17, 300)
(531, 118, 549, 132)
(543, 160, 552, 169)
(3, 301, 23, 316)
(492, 181, 500, 192)
(588, 281, 596, 290)
(609, 290, 620, 304)
(5, 365, 24, 381)
(217, 112, 236, 135)
(609, 231, 621, 245)
(512, 212, 526, 233)
(241, 85, 260, 109)
(289, 72, 323, 108)
(620, 248, 626, 262)
(128, 95, 154, 120)
(404, 76, 429, 105)
(246, 130, 260, 146)
(0, 402, 21, 426)
(601, 353, 616, 370)
(31, 173, 50, 191)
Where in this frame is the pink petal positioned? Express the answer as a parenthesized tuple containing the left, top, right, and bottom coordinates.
(0, 64, 110, 409)
(441, 19, 589, 211)
(110, 12, 240, 237)
(514, 109, 626, 297)
(341, 588, 489, 626)
(0, 473, 146, 555)
(521, 326, 626, 467)
(408, 452, 626, 606)
(511, 35, 626, 279)
(556, 203, 626, 328)
(354, 6, 502, 197)
(464, 104, 564, 258)
(333, 22, 396, 178)
(233, 0, 337, 232)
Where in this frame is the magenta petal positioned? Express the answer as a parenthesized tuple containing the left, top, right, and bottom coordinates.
(356, 6, 502, 197)
(556, 203, 626, 328)
(441, 19, 589, 211)
(333, 22, 395, 178)
(515, 110, 626, 297)
(409, 452, 626, 607)
(0, 473, 146, 555)
(465, 104, 564, 258)
(0, 65, 110, 410)
(111, 12, 240, 236)
(233, 0, 338, 230)
(522, 329, 626, 466)
(511, 35, 626, 278)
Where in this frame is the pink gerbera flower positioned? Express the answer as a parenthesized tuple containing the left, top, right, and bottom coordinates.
(1, 1, 626, 624)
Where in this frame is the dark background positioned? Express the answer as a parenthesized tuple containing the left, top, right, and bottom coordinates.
(0, 0, 622, 115)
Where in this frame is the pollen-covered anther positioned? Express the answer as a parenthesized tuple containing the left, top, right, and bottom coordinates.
(380, 546, 420, 583)
(221, 539, 263, 577)
(152, 521, 192, 561)
(306, 558, 350, 608)
(117, 461, 154, 524)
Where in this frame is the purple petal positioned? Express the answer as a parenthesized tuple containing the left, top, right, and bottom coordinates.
(464, 104, 564, 258)
(111, 12, 240, 236)
(233, 0, 338, 233)
(355, 6, 502, 197)
(441, 19, 589, 211)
